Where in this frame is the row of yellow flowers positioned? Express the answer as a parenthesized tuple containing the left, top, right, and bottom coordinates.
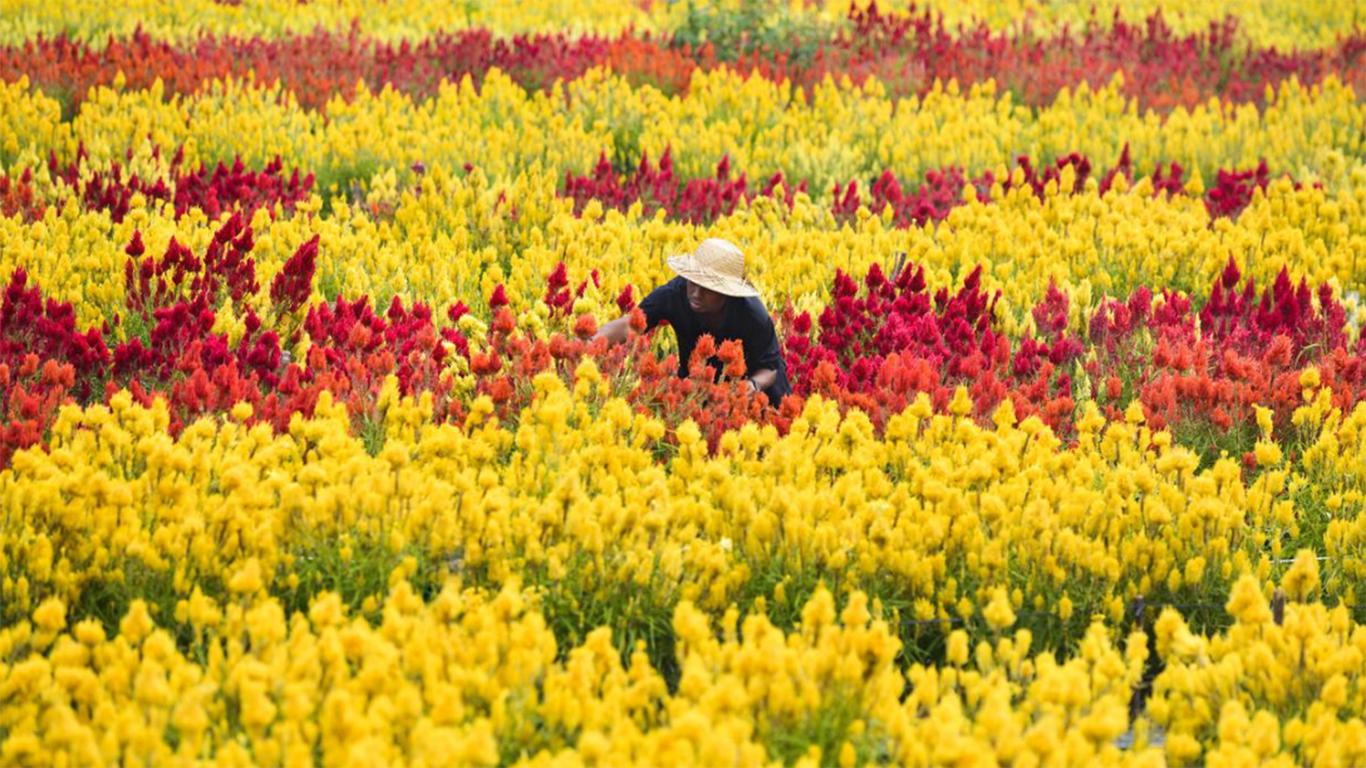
(3, 364, 1363, 646)
(0, 0, 664, 43)
(0, 578, 1150, 766)
(906, 0, 1364, 52)
(3, 548, 1363, 764)
(5, 69, 1362, 199)
(0, 0, 1355, 51)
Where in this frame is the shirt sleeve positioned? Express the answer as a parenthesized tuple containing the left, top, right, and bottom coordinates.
(637, 277, 683, 330)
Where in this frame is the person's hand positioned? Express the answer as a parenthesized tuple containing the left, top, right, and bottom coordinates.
(746, 378, 759, 394)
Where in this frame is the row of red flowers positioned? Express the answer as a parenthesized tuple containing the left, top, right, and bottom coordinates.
(565, 145, 1291, 226)
(781, 256, 1366, 459)
(1, 7, 1360, 114)
(1, 142, 1286, 228)
(0, 146, 313, 224)
(47, 145, 314, 223)
(3, 214, 1362, 469)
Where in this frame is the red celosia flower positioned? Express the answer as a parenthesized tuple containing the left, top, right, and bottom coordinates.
(615, 285, 635, 313)
(717, 338, 746, 378)
(573, 313, 597, 339)
(471, 351, 502, 375)
(1105, 375, 1123, 400)
(269, 234, 319, 316)
(488, 376, 514, 403)
(492, 308, 517, 335)
(543, 262, 572, 315)
(628, 308, 648, 333)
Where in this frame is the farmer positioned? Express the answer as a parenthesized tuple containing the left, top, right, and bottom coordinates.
(593, 237, 792, 405)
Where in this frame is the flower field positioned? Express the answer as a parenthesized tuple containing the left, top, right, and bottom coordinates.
(2, 0, 1366, 764)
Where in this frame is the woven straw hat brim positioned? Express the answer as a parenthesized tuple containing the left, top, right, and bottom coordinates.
(667, 253, 761, 298)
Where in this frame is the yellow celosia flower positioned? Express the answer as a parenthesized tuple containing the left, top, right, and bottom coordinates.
(1281, 550, 1321, 601)
(31, 598, 65, 633)
(1224, 574, 1272, 626)
(983, 587, 1016, 632)
(228, 558, 266, 595)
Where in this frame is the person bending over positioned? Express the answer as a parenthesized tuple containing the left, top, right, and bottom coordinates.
(594, 237, 792, 404)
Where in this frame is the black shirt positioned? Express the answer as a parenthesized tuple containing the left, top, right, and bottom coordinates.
(638, 277, 792, 404)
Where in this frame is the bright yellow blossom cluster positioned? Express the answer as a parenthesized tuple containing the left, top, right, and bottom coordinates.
(0, 0, 666, 43)
(904, 0, 1362, 51)
(0, 570, 1163, 766)
(1148, 568, 1366, 765)
(4, 374, 1363, 656)
(9, 550, 1366, 764)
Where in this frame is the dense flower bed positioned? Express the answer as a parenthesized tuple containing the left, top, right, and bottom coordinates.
(3, 10, 1362, 113)
(563, 145, 1297, 227)
(1, 1, 1365, 765)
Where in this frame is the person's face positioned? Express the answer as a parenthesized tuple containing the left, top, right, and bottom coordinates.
(686, 280, 727, 315)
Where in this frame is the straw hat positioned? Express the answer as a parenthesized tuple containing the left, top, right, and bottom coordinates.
(666, 238, 760, 298)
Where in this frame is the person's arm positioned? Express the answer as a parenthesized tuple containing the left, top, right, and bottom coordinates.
(745, 368, 778, 393)
(593, 279, 678, 346)
(740, 298, 788, 398)
(592, 315, 632, 345)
